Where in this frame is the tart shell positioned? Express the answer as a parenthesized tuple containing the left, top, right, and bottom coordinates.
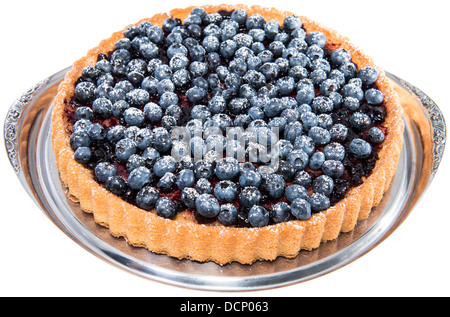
(51, 4, 404, 265)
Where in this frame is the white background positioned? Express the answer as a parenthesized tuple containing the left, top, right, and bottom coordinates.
(1, 0, 449, 297)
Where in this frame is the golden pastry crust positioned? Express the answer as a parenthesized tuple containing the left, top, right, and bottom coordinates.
(51, 4, 404, 265)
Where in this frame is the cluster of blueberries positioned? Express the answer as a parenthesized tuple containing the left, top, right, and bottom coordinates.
(69, 7, 387, 227)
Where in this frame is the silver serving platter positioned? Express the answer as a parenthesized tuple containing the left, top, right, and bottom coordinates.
(3, 68, 446, 291)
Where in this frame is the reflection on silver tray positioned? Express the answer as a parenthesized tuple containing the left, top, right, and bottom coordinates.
(3, 68, 446, 291)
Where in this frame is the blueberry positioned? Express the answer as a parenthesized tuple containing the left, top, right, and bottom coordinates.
(126, 154, 147, 172)
(96, 59, 112, 73)
(323, 142, 346, 161)
(218, 204, 238, 226)
(343, 97, 360, 111)
(161, 115, 177, 132)
(124, 107, 145, 127)
(309, 69, 327, 85)
(195, 177, 212, 194)
(124, 126, 140, 139)
(268, 116, 287, 133)
(115, 138, 137, 162)
(263, 174, 285, 199)
(249, 28, 266, 43)
(296, 81, 315, 105)
(293, 170, 313, 188)
(263, 98, 283, 117)
(290, 198, 312, 220)
(204, 12, 223, 25)
(105, 175, 128, 196)
(320, 79, 340, 97)
(176, 169, 195, 190)
(357, 66, 379, 85)
(193, 160, 214, 180)
(73, 119, 93, 133)
(75, 107, 94, 121)
(230, 9, 247, 25)
(285, 184, 308, 203)
(94, 162, 117, 183)
(238, 162, 256, 174)
(308, 126, 331, 146)
(126, 89, 150, 107)
(264, 20, 279, 40)
(106, 126, 126, 144)
(306, 44, 324, 60)
(330, 48, 351, 66)
(287, 149, 309, 171)
(293, 134, 315, 156)
(317, 113, 333, 130)
(330, 124, 348, 142)
(171, 69, 191, 89)
(153, 156, 177, 178)
(184, 14, 203, 26)
(239, 170, 262, 187)
(365, 88, 384, 105)
(115, 80, 134, 93)
(152, 127, 172, 153)
(70, 130, 91, 150)
(128, 166, 152, 190)
(166, 43, 188, 60)
(234, 114, 252, 128)
(260, 62, 279, 81)
(341, 84, 364, 101)
(156, 197, 177, 219)
(75, 81, 96, 103)
(288, 65, 308, 81)
(306, 31, 327, 47)
(283, 15, 302, 31)
(147, 25, 164, 44)
(339, 62, 357, 79)
(134, 128, 153, 150)
(163, 17, 179, 33)
(142, 103, 162, 124)
(74, 146, 91, 164)
(313, 175, 334, 196)
(300, 111, 318, 131)
(111, 100, 129, 118)
(349, 112, 372, 131)
(239, 186, 262, 208)
(195, 193, 220, 218)
(169, 53, 189, 71)
(284, 121, 304, 144)
(214, 180, 238, 203)
(311, 96, 334, 113)
(271, 202, 291, 223)
(215, 157, 239, 180)
(369, 127, 385, 144)
(156, 79, 175, 95)
(309, 151, 325, 170)
(248, 205, 270, 228)
(136, 186, 159, 210)
(221, 23, 238, 41)
(181, 187, 200, 209)
(308, 193, 330, 212)
(92, 97, 113, 118)
(229, 98, 250, 115)
(186, 86, 207, 104)
(276, 76, 295, 95)
(157, 172, 176, 191)
(322, 160, 345, 178)
(349, 138, 372, 159)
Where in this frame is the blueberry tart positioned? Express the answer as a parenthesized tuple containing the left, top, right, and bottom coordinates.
(51, 4, 404, 265)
